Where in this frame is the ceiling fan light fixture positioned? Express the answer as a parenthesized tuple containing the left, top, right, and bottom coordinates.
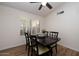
(41, 2, 47, 6)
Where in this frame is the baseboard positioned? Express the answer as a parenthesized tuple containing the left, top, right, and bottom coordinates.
(58, 43, 79, 52)
(0, 43, 25, 51)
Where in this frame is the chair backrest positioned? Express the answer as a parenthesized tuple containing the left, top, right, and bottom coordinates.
(30, 35, 39, 55)
(24, 32, 28, 37)
(42, 31, 49, 37)
(24, 32, 30, 46)
(24, 32, 29, 40)
(49, 31, 59, 38)
(30, 35, 37, 46)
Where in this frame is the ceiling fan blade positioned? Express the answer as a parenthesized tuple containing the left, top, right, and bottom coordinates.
(38, 4, 42, 10)
(30, 2, 38, 3)
(30, 2, 40, 3)
(46, 3, 52, 9)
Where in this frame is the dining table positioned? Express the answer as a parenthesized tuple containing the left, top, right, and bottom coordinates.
(37, 37, 61, 47)
(31, 33, 61, 47)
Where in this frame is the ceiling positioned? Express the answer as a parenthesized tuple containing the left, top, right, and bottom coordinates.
(0, 2, 64, 17)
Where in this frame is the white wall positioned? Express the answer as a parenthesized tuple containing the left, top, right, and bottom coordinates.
(0, 5, 44, 50)
(1, 2, 79, 52)
(44, 2, 79, 51)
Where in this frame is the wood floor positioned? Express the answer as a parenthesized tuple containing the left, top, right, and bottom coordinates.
(0, 44, 79, 56)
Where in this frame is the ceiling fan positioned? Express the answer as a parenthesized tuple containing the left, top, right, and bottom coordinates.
(30, 2, 53, 10)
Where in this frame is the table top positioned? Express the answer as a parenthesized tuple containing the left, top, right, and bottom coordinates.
(37, 37, 61, 47)
(30, 34, 61, 47)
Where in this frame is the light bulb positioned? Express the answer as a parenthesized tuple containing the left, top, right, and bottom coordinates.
(42, 2, 47, 6)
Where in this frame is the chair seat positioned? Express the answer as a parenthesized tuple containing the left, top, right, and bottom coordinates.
(50, 44, 56, 47)
(33, 46, 49, 55)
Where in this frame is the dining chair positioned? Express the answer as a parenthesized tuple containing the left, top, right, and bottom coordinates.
(24, 32, 31, 56)
(30, 35, 52, 56)
(24, 33, 36, 56)
(49, 31, 59, 55)
(24, 32, 29, 50)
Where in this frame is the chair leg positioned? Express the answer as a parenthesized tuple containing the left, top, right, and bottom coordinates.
(31, 47, 33, 56)
(25, 44, 27, 50)
(55, 44, 57, 55)
(28, 46, 30, 56)
(51, 48, 53, 56)
(26, 40, 27, 50)
(52, 48, 53, 56)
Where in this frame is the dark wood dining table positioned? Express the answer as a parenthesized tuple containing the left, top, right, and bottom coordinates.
(31, 34, 61, 47)
(37, 36, 61, 47)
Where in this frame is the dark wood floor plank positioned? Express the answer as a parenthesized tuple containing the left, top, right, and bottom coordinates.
(0, 44, 79, 56)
